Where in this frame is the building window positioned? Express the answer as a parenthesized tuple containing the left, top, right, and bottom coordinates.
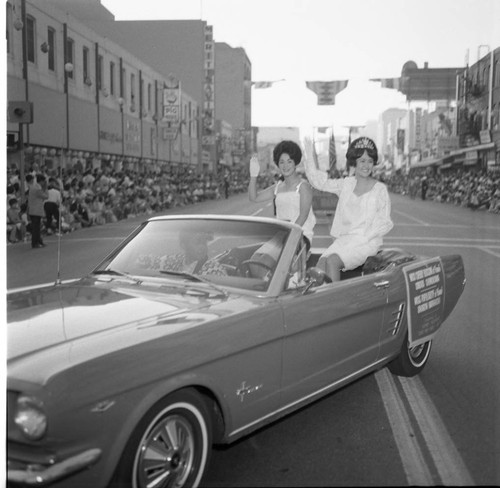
(6, 3, 13, 54)
(83, 46, 90, 84)
(121, 67, 126, 99)
(66, 37, 74, 79)
(147, 83, 152, 112)
(47, 27, 55, 71)
(97, 54, 103, 90)
(140, 76, 144, 112)
(188, 102, 192, 136)
(130, 72, 135, 108)
(26, 15, 36, 63)
(110, 61, 115, 95)
(495, 60, 500, 87)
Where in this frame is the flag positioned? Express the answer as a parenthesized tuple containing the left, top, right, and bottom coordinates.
(252, 81, 274, 89)
(305, 80, 348, 105)
(328, 132, 337, 170)
(370, 77, 402, 90)
(251, 79, 285, 89)
(312, 141, 319, 169)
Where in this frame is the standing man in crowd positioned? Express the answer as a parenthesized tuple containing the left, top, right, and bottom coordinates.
(44, 178, 62, 235)
(28, 173, 48, 248)
(421, 176, 428, 200)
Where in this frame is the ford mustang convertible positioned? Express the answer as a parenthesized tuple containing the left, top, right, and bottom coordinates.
(7, 215, 465, 488)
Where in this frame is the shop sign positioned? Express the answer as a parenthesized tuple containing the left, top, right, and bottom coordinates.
(465, 150, 478, 161)
(202, 25, 215, 160)
(99, 130, 122, 144)
(415, 108, 422, 149)
(202, 150, 211, 164)
(163, 125, 178, 140)
(403, 258, 445, 347)
(163, 75, 181, 124)
(437, 136, 459, 152)
(479, 130, 491, 144)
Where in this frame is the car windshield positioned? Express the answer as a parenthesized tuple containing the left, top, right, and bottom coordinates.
(93, 218, 290, 292)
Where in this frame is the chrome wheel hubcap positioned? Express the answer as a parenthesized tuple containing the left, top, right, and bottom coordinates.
(137, 414, 195, 488)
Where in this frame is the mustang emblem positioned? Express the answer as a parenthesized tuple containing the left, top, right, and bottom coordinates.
(236, 381, 263, 402)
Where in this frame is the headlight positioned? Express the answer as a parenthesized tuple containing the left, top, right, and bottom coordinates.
(14, 395, 47, 440)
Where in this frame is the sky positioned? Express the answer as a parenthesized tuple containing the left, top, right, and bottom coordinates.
(100, 0, 500, 139)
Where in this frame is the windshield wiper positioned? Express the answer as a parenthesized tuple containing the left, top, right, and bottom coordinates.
(159, 270, 228, 298)
(92, 269, 142, 284)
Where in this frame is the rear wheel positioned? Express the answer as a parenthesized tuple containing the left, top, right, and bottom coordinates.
(111, 389, 212, 488)
(388, 332, 432, 377)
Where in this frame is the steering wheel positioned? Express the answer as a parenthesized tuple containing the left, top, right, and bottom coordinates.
(240, 260, 274, 279)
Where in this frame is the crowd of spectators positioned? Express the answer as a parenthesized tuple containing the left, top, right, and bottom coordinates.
(385, 169, 500, 213)
(6, 163, 249, 244)
(7, 162, 499, 246)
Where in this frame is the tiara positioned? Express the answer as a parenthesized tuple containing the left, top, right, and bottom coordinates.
(352, 137, 375, 151)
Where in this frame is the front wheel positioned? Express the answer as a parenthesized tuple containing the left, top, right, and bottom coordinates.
(388, 332, 432, 377)
(111, 389, 212, 488)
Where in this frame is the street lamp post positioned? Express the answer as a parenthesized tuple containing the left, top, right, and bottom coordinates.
(118, 97, 125, 157)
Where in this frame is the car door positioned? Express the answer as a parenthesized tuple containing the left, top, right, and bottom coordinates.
(278, 274, 390, 405)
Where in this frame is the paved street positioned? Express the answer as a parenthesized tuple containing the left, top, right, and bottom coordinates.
(6, 191, 499, 486)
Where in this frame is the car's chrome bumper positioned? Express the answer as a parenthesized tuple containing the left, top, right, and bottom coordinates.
(8, 448, 101, 485)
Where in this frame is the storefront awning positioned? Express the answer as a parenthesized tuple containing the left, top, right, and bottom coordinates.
(448, 142, 495, 157)
(410, 157, 443, 169)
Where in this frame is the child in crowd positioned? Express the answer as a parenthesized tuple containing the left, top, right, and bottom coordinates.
(7, 198, 26, 243)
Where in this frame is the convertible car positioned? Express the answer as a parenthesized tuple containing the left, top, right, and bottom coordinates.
(7, 215, 466, 488)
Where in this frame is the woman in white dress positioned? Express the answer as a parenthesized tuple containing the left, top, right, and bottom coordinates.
(248, 140, 316, 248)
(304, 137, 393, 282)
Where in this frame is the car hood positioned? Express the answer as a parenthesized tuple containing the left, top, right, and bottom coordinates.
(7, 276, 258, 383)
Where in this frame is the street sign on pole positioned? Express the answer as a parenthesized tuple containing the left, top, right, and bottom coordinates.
(163, 124, 179, 141)
(163, 75, 181, 124)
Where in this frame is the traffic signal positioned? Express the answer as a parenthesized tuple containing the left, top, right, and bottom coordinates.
(8, 101, 33, 124)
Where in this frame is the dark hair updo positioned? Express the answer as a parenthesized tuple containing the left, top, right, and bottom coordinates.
(273, 140, 302, 166)
(346, 137, 379, 166)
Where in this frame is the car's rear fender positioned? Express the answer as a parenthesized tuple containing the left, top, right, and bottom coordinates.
(440, 254, 466, 322)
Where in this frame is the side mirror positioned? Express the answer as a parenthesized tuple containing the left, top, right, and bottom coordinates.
(303, 266, 331, 293)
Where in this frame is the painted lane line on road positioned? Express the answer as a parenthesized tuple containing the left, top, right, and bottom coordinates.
(393, 209, 430, 226)
(398, 376, 474, 486)
(312, 236, 500, 249)
(478, 246, 500, 258)
(386, 242, 500, 250)
(45, 237, 123, 242)
(385, 237, 500, 243)
(375, 369, 435, 485)
(392, 223, 500, 230)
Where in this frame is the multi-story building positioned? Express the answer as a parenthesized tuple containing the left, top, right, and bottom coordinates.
(452, 47, 500, 173)
(378, 52, 500, 174)
(82, 16, 217, 172)
(379, 108, 408, 170)
(7, 0, 253, 180)
(7, 0, 201, 179)
(215, 42, 252, 167)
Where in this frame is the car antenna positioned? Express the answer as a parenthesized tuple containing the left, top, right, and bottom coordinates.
(55, 204, 62, 285)
(54, 161, 63, 285)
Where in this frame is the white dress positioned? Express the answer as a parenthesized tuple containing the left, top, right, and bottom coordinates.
(304, 160, 393, 270)
(274, 180, 316, 244)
